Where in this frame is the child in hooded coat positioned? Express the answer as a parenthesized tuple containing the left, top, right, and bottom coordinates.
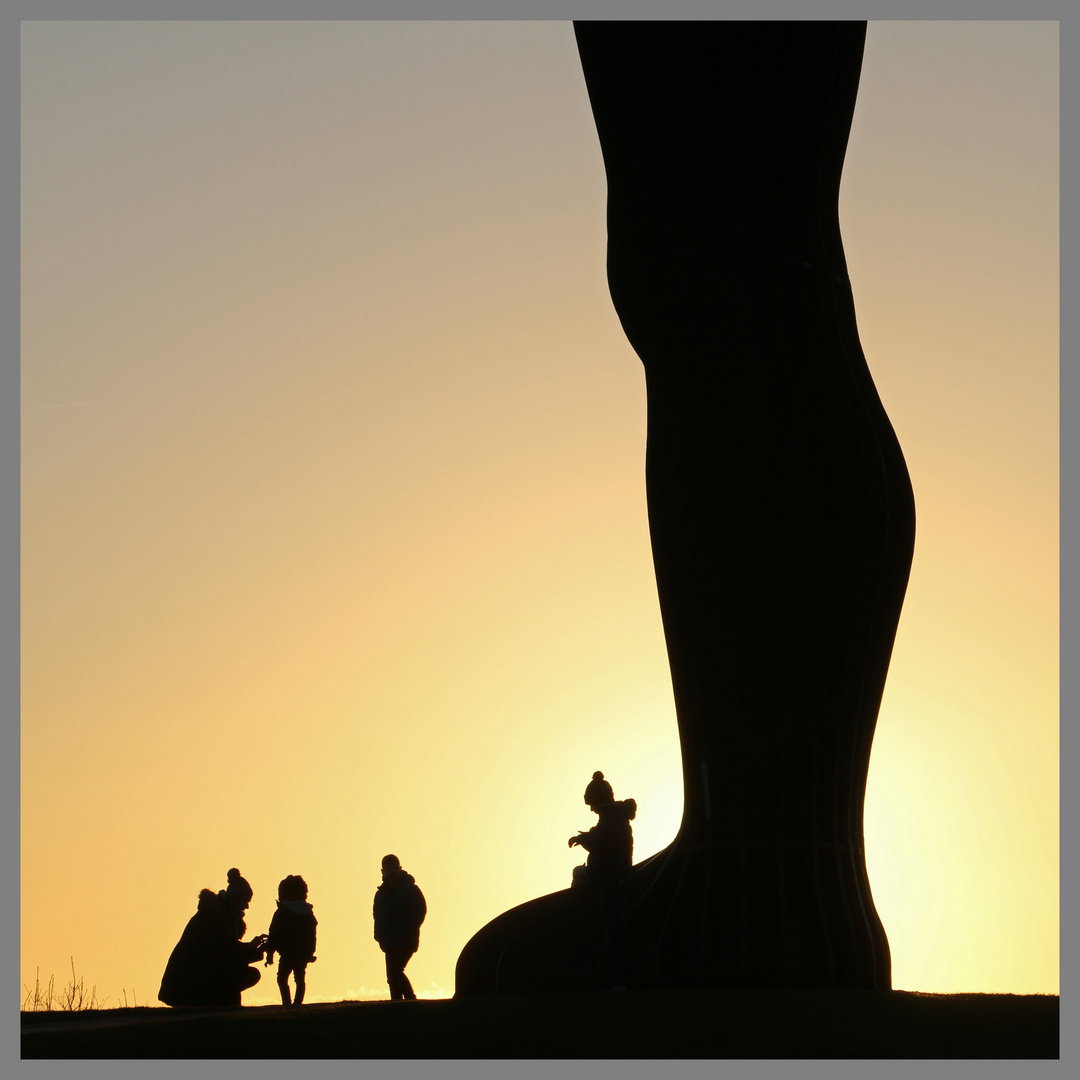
(569, 772, 637, 886)
(264, 874, 318, 1006)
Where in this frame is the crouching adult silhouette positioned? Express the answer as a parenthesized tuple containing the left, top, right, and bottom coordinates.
(158, 868, 267, 1007)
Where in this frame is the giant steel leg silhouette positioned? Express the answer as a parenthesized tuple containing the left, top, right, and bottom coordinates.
(455, 20, 915, 993)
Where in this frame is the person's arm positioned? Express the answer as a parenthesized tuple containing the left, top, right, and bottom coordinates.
(569, 827, 598, 851)
(236, 935, 266, 962)
(264, 911, 281, 965)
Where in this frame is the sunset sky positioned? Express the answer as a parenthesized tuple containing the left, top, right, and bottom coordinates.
(20, 20, 1058, 1006)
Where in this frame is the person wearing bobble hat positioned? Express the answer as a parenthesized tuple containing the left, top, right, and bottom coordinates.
(569, 771, 636, 881)
(568, 772, 637, 989)
(584, 771, 613, 809)
(158, 868, 268, 1007)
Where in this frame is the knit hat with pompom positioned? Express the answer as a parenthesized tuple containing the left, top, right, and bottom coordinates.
(225, 867, 253, 905)
(584, 771, 614, 808)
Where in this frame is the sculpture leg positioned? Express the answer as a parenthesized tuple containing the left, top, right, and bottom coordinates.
(455, 20, 914, 994)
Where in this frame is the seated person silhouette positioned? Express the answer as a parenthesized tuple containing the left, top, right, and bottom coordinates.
(568, 771, 637, 988)
(264, 874, 318, 1006)
(569, 771, 636, 884)
(158, 867, 267, 1007)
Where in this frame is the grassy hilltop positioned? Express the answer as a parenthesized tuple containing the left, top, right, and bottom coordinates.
(22, 988, 1058, 1059)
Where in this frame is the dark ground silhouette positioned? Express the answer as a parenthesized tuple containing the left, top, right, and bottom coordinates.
(21, 990, 1059, 1059)
(457, 19, 916, 995)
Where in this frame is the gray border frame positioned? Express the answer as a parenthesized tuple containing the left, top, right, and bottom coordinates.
(8, 3, 1068, 1079)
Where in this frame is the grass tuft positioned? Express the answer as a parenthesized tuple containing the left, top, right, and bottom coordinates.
(22, 958, 108, 1012)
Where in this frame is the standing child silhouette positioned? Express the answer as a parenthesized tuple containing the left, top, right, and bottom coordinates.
(264, 874, 318, 1006)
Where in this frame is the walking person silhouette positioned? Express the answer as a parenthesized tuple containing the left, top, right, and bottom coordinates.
(373, 854, 427, 1001)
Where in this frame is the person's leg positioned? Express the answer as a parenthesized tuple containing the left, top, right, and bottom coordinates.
(384, 949, 403, 1000)
(293, 962, 307, 1005)
(398, 950, 416, 1001)
(385, 948, 416, 1000)
(223, 963, 261, 1006)
(276, 959, 292, 1006)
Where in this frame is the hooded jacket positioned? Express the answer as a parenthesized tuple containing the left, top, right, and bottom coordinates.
(266, 900, 318, 964)
(575, 798, 636, 881)
(158, 888, 263, 1007)
(373, 871, 427, 952)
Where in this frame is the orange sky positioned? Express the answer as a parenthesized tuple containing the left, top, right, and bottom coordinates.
(20, 21, 1057, 1006)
